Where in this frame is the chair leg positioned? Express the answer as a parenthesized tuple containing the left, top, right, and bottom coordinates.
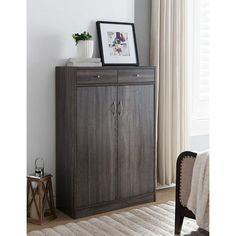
(175, 213, 184, 235)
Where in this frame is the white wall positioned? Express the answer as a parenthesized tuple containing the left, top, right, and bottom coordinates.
(135, 0, 151, 66)
(27, 0, 134, 190)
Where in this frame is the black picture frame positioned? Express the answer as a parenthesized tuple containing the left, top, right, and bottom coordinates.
(96, 21, 139, 66)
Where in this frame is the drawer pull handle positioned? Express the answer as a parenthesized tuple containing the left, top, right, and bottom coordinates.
(136, 74, 141, 78)
(97, 75, 102, 79)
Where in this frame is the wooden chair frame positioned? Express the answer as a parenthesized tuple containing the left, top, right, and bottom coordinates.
(175, 151, 197, 235)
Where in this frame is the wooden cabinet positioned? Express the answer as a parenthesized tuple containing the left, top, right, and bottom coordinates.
(75, 86, 117, 207)
(117, 85, 154, 198)
(56, 66, 157, 218)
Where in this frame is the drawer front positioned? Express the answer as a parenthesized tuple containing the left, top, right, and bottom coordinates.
(118, 69, 154, 83)
(76, 70, 117, 84)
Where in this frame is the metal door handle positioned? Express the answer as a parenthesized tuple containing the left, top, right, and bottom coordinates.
(97, 75, 102, 79)
(111, 101, 116, 116)
(118, 101, 123, 116)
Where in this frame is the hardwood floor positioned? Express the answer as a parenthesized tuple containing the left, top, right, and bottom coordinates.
(27, 187, 175, 232)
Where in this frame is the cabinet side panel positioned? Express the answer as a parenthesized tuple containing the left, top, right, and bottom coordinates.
(56, 67, 76, 217)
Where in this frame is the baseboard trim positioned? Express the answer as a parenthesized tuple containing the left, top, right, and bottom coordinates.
(156, 183, 176, 190)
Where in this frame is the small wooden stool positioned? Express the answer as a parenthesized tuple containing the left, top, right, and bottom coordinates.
(27, 174, 56, 224)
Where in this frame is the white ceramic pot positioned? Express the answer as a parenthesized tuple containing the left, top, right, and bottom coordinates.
(77, 40, 94, 58)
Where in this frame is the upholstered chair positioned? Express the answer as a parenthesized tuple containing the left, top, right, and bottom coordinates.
(175, 151, 197, 234)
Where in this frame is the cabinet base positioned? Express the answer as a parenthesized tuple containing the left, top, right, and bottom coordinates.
(74, 192, 155, 219)
(57, 192, 155, 219)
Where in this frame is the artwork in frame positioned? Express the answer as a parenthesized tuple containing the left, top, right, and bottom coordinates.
(96, 21, 139, 66)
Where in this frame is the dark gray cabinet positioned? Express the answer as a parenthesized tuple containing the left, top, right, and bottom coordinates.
(76, 86, 117, 207)
(118, 85, 154, 198)
(56, 66, 157, 218)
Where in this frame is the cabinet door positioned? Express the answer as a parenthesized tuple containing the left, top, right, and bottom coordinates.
(75, 86, 117, 207)
(118, 85, 154, 198)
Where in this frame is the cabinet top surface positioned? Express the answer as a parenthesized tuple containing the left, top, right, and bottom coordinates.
(56, 66, 156, 70)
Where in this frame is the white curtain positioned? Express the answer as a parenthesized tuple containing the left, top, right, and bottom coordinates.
(150, 0, 188, 185)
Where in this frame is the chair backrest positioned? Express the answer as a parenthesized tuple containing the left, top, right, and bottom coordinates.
(176, 151, 197, 207)
(175, 151, 197, 235)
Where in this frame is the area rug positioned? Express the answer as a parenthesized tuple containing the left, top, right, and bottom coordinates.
(28, 201, 205, 236)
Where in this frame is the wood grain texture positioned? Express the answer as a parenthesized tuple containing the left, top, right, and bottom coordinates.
(56, 67, 76, 217)
(118, 85, 154, 198)
(118, 69, 154, 83)
(74, 192, 154, 218)
(76, 69, 117, 84)
(75, 86, 117, 208)
(56, 67, 156, 219)
(56, 66, 155, 70)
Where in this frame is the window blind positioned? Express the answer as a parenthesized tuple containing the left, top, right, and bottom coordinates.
(188, 0, 210, 135)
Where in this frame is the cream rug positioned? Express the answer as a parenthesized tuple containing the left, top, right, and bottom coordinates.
(28, 201, 206, 236)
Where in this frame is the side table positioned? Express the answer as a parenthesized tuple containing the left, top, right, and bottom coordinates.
(27, 174, 56, 224)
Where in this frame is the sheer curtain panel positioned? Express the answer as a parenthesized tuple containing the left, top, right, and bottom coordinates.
(150, 0, 188, 185)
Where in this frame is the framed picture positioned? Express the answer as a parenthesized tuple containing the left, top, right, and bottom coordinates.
(96, 21, 139, 66)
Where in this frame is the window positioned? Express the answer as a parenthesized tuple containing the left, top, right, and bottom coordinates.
(187, 0, 210, 136)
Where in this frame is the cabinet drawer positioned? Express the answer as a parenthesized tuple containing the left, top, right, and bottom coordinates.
(118, 69, 154, 83)
(76, 70, 117, 84)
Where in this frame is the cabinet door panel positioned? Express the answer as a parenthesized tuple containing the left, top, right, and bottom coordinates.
(76, 86, 117, 208)
(118, 85, 154, 198)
